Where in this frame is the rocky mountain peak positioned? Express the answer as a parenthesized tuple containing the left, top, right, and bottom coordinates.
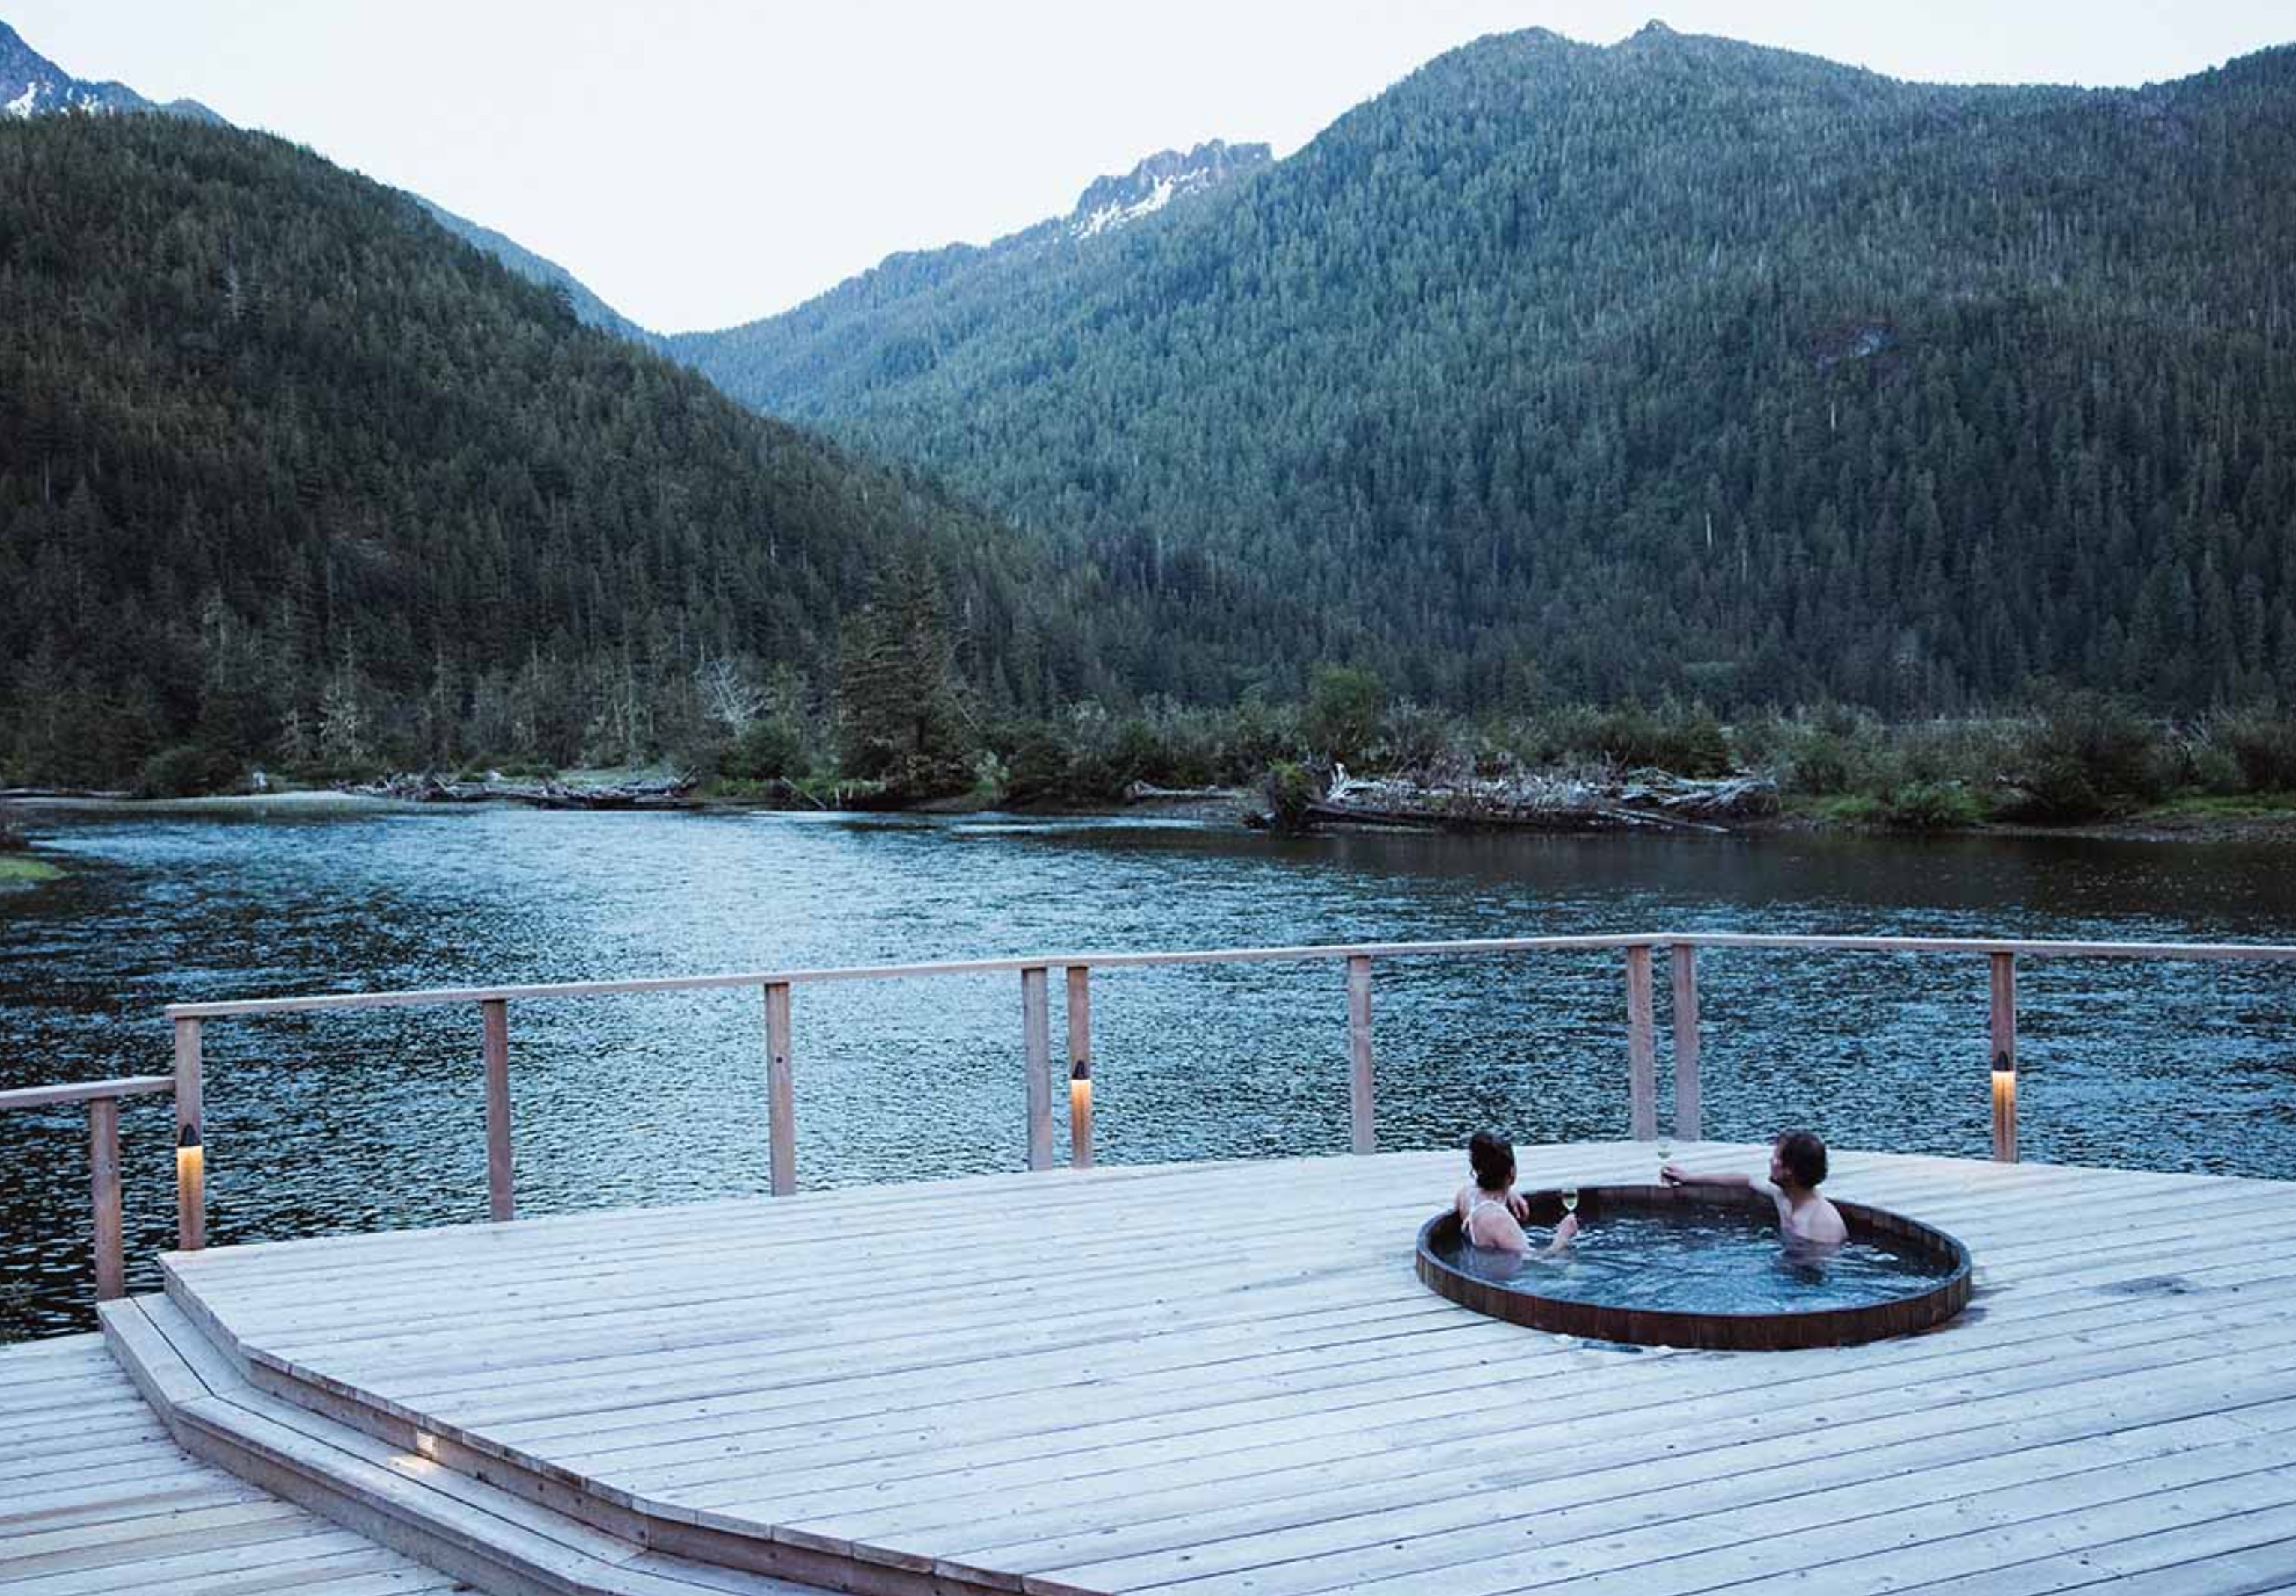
(1068, 139, 1272, 240)
(1, 18, 220, 121)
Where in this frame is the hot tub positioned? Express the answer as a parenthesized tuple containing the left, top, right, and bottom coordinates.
(1417, 1184, 1972, 1351)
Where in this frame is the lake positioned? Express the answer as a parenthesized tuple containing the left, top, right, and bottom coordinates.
(3, 802, 2292, 1337)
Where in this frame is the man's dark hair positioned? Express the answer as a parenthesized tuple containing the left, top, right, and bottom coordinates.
(1775, 1129, 1828, 1188)
(1469, 1131, 1515, 1191)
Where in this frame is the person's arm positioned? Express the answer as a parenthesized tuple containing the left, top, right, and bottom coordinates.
(1661, 1164, 1772, 1194)
(1663, 1164, 1791, 1226)
(1534, 1213, 1580, 1258)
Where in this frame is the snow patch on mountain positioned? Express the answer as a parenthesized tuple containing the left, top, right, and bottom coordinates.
(0, 19, 179, 120)
(1066, 139, 1271, 241)
(1075, 175, 1178, 238)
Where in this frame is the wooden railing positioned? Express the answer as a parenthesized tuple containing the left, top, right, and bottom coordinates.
(8, 931, 2295, 1308)
(154, 932, 2296, 1244)
(0, 1074, 175, 1300)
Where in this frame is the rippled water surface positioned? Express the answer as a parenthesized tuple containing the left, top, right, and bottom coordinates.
(3, 803, 2293, 1336)
(1442, 1210, 1959, 1314)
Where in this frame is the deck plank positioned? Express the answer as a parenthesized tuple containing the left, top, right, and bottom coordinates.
(659, 1219, 2296, 1503)
(151, 1143, 2296, 1596)
(0, 1335, 466, 1596)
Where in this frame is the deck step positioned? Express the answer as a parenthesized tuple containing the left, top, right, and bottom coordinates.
(99, 1295, 831, 1596)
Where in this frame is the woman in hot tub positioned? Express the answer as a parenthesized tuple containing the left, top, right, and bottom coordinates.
(1456, 1131, 1579, 1255)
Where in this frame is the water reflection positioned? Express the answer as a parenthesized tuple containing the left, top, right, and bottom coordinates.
(2, 805, 2292, 1337)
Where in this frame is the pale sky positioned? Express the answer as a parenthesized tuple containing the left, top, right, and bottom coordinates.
(10, 2, 2289, 332)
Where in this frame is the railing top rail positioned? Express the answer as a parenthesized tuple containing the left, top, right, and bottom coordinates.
(1667, 933, 2296, 961)
(162, 932, 2296, 1021)
(163, 935, 1659, 1018)
(0, 1074, 175, 1112)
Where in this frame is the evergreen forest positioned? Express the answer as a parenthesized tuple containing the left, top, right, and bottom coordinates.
(0, 113, 1108, 791)
(677, 26, 2296, 716)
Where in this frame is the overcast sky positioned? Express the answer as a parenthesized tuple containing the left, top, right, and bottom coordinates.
(10, 2, 2290, 333)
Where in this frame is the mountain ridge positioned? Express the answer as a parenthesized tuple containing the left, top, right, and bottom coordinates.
(411, 196, 662, 347)
(2, 14, 1281, 357)
(662, 136, 1272, 405)
(0, 16, 656, 341)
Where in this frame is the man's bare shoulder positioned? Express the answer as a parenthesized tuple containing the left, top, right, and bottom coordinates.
(1791, 1194, 1849, 1244)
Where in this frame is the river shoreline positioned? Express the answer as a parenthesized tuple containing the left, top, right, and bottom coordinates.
(8, 785, 2296, 846)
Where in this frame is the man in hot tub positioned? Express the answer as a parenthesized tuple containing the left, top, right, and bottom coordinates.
(1661, 1130, 1849, 1247)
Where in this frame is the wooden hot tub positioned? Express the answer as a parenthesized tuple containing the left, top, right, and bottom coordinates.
(1417, 1183, 1973, 1352)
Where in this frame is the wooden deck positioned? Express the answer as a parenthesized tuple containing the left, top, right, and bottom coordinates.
(126, 1141, 2296, 1596)
(0, 1332, 465, 1595)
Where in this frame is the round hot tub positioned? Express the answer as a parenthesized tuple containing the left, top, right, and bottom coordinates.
(1417, 1184, 1972, 1351)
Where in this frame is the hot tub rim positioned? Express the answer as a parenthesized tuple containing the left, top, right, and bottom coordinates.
(1416, 1182, 1974, 1352)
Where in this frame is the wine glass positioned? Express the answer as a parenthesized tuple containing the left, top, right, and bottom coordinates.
(1560, 1186, 1580, 1216)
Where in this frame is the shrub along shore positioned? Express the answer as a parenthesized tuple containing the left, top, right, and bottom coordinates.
(40, 671, 2296, 839)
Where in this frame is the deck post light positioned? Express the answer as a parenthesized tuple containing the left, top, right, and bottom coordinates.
(1987, 950, 2018, 1164)
(1069, 1059, 1093, 1169)
(175, 1121, 206, 1250)
(1990, 1050, 2018, 1164)
(1065, 965, 1093, 1169)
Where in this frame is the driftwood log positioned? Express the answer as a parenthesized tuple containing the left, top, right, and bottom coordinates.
(1275, 766, 1778, 835)
(1124, 781, 1250, 803)
(0, 787, 133, 800)
(357, 773, 698, 810)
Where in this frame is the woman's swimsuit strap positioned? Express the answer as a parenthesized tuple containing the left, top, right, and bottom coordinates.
(1464, 1195, 1503, 1245)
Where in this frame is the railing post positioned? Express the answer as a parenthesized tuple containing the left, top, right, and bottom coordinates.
(764, 982, 795, 1196)
(482, 999, 513, 1221)
(172, 1016, 205, 1251)
(1066, 966, 1093, 1170)
(1670, 943, 1700, 1143)
(1625, 944, 1658, 1140)
(88, 1096, 123, 1301)
(1990, 951, 2018, 1162)
(1346, 955, 1376, 1154)
(1023, 967, 1054, 1171)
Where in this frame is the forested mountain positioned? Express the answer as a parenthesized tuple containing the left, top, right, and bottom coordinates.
(675, 25, 2296, 716)
(0, 113, 1105, 788)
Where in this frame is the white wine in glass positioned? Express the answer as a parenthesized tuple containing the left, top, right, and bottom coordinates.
(1560, 1187, 1580, 1216)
